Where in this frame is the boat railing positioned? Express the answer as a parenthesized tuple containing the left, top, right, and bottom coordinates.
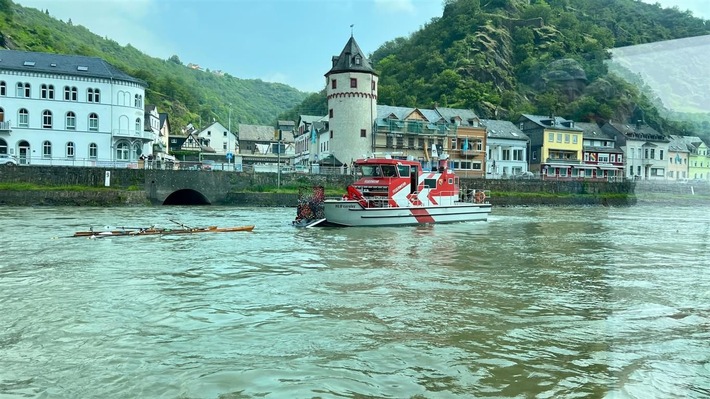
(459, 189, 490, 204)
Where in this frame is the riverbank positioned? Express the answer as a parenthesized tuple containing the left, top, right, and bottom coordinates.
(5, 188, 709, 207)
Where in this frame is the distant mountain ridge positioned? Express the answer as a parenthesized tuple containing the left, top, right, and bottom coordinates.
(0, 0, 309, 130)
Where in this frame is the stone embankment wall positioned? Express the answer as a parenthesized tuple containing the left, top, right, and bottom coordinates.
(1, 165, 707, 207)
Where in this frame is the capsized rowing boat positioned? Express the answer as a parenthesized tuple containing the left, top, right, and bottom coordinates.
(72, 224, 254, 237)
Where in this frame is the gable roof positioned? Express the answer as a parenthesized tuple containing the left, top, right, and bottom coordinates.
(481, 119, 529, 140)
(605, 121, 667, 141)
(575, 122, 614, 140)
(325, 36, 377, 77)
(520, 114, 583, 131)
(0, 49, 146, 86)
(436, 107, 479, 125)
(238, 124, 276, 142)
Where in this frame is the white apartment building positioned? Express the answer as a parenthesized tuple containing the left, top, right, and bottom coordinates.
(0, 49, 151, 166)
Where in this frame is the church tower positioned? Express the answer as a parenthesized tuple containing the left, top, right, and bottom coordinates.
(325, 35, 378, 166)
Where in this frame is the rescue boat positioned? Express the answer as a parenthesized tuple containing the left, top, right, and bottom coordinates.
(300, 157, 491, 227)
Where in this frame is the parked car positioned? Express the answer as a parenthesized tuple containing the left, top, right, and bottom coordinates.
(0, 154, 18, 166)
(512, 171, 534, 179)
(201, 160, 215, 171)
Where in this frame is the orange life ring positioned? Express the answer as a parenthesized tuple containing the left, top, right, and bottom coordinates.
(474, 191, 486, 203)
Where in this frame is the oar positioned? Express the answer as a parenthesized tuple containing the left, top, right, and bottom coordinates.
(169, 219, 192, 230)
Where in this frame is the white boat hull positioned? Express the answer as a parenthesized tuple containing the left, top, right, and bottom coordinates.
(322, 200, 492, 227)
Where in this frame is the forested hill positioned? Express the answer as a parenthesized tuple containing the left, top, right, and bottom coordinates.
(0, 0, 308, 130)
(284, 0, 710, 138)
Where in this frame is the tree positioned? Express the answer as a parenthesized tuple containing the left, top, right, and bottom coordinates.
(168, 55, 182, 65)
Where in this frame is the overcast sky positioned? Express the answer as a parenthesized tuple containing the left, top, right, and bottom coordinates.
(12, 0, 710, 93)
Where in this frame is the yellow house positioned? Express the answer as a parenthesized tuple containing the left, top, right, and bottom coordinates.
(517, 114, 584, 178)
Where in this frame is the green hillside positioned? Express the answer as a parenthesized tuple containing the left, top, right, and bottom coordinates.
(0, 0, 308, 130)
(281, 0, 710, 139)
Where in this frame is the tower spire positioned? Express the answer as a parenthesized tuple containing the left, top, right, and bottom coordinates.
(350, 24, 354, 37)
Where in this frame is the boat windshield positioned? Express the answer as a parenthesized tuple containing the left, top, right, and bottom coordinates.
(360, 165, 398, 177)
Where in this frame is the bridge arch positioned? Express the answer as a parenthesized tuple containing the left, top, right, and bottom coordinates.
(163, 189, 211, 205)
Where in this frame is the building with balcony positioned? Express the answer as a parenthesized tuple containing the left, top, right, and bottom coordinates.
(602, 120, 669, 180)
(0, 49, 148, 166)
(517, 114, 584, 179)
(576, 122, 624, 180)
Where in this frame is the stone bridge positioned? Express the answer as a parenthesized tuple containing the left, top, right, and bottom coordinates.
(145, 170, 235, 205)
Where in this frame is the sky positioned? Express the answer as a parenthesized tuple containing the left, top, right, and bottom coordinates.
(12, 0, 710, 94)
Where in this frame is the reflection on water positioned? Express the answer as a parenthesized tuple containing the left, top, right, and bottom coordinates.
(0, 205, 708, 398)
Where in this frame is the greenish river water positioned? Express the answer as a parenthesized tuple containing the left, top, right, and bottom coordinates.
(1, 205, 708, 398)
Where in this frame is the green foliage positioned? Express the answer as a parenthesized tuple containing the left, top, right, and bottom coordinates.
(0, 1, 308, 129)
(284, 0, 710, 136)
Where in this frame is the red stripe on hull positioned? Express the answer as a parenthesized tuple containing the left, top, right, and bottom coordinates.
(410, 208, 435, 224)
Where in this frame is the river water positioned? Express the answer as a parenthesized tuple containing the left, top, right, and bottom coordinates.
(0, 205, 708, 399)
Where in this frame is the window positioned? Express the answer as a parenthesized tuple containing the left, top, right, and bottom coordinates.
(502, 149, 511, 160)
(350, 78, 357, 88)
(330, 130, 333, 139)
(548, 133, 554, 142)
(565, 134, 570, 143)
(66, 142, 75, 158)
(87, 88, 101, 103)
(64, 86, 77, 101)
(331, 79, 337, 89)
(557, 133, 562, 143)
(573, 135, 578, 144)
(85, 113, 98, 132)
(18, 109, 29, 127)
(17, 82, 30, 97)
(598, 153, 609, 163)
(354, 55, 361, 65)
(116, 142, 129, 160)
(0, 81, 5, 96)
(89, 143, 98, 159)
(361, 129, 366, 138)
(41, 84, 55, 99)
(43, 141, 52, 158)
(660, 150, 664, 160)
(66, 112, 76, 130)
(135, 118, 141, 133)
(513, 149, 524, 161)
(134, 94, 143, 108)
(329, 109, 333, 118)
(223, 131, 227, 137)
(42, 110, 53, 129)
(371, 80, 376, 91)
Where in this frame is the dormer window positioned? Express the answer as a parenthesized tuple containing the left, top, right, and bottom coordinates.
(354, 55, 361, 65)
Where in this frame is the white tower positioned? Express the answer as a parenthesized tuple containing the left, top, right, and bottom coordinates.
(325, 36, 378, 166)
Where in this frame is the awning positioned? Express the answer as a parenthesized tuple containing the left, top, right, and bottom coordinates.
(573, 165, 597, 169)
(597, 164, 621, 170)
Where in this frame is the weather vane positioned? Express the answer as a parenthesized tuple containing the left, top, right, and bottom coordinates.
(350, 24, 354, 37)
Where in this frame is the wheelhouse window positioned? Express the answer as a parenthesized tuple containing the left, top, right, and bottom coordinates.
(42, 140, 52, 158)
(66, 112, 76, 130)
(66, 142, 75, 158)
(89, 143, 98, 159)
(42, 110, 53, 129)
(41, 84, 55, 99)
(18, 109, 29, 127)
(88, 113, 99, 131)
